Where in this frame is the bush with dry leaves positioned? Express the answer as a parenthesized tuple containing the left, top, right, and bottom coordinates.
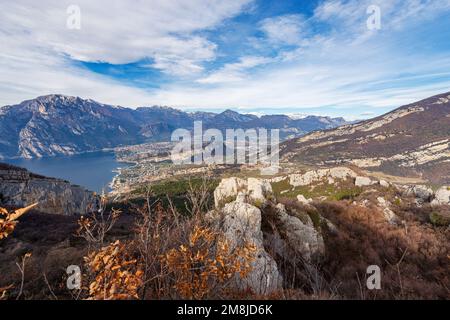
(83, 240, 143, 300)
(0, 204, 37, 240)
(0, 204, 36, 299)
(162, 225, 257, 299)
(77, 189, 258, 300)
(76, 193, 121, 249)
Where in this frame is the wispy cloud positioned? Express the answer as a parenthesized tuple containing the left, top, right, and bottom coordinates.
(0, 0, 252, 75)
(1, 0, 450, 119)
(197, 56, 273, 84)
(259, 14, 306, 45)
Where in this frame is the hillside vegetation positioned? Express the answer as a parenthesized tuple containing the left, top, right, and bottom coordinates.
(1, 172, 449, 300)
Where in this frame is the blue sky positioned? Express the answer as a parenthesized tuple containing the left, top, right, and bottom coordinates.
(1, 0, 450, 120)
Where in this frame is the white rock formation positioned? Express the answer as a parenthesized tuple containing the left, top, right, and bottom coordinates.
(274, 204, 324, 261)
(247, 178, 273, 203)
(404, 185, 434, 202)
(289, 167, 357, 187)
(296, 194, 312, 205)
(431, 186, 450, 206)
(214, 177, 273, 207)
(377, 197, 398, 224)
(379, 180, 390, 188)
(355, 176, 374, 187)
(213, 177, 246, 207)
(270, 176, 287, 183)
(218, 197, 282, 294)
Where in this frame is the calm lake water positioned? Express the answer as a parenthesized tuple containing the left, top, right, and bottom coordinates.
(5, 151, 128, 193)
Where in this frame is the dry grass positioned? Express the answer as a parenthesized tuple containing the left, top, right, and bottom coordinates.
(1, 183, 449, 300)
(73, 180, 259, 300)
(314, 201, 450, 299)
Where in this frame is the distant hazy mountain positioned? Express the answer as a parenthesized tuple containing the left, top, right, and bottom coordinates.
(0, 94, 347, 159)
(281, 92, 450, 184)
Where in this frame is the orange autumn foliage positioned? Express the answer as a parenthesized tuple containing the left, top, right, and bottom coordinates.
(0, 204, 36, 299)
(84, 240, 143, 300)
(162, 225, 257, 299)
(0, 204, 37, 240)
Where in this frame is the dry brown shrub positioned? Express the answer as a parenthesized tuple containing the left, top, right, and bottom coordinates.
(78, 198, 257, 300)
(132, 199, 183, 299)
(83, 240, 143, 300)
(314, 201, 450, 299)
(0, 284, 13, 300)
(0, 204, 37, 240)
(161, 225, 257, 299)
(0, 204, 36, 299)
(76, 194, 121, 249)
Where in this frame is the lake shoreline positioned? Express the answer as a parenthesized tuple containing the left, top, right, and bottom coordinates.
(3, 150, 129, 193)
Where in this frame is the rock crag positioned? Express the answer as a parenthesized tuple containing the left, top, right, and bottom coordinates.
(0, 163, 97, 215)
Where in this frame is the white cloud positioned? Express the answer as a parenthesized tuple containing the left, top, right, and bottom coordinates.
(313, 0, 450, 32)
(0, 0, 252, 75)
(197, 56, 273, 84)
(146, 0, 450, 110)
(259, 14, 306, 45)
(0, 0, 253, 105)
(1, 0, 450, 117)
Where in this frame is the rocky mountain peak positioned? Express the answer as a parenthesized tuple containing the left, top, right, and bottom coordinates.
(216, 109, 258, 122)
(0, 95, 347, 159)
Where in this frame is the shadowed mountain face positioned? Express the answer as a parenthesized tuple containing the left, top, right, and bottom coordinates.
(0, 94, 346, 159)
(281, 92, 450, 184)
(0, 95, 146, 159)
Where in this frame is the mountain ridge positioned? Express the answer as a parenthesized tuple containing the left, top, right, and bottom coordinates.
(0, 94, 347, 159)
(281, 91, 450, 184)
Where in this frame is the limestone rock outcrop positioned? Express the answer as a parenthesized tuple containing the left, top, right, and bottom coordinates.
(289, 167, 357, 187)
(355, 176, 375, 187)
(296, 194, 312, 205)
(404, 185, 434, 202)
(376, 197, 399, 224)
(210, 176, 329, 293)
(431, 186, 450, 206)
(0, 163, 97, 215)
(247, 178, 273, 203)
(213, 177, 246, 207)
(214, 177, 272, 207)
(211, 195, 282, 294)
(274, 204, 324, 261)
(379, 180, 390, 188)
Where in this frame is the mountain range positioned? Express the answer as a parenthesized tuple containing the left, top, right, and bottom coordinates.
(0, 94, 346, 159)
(281, 91, 450, 184)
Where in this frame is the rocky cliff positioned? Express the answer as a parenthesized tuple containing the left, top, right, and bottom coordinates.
(208, 176, 326, 294)
(0, 163, 97, 215)
(207, 168, 450, 294)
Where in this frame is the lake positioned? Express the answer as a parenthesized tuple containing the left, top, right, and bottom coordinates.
(5, 151, 129, 193)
